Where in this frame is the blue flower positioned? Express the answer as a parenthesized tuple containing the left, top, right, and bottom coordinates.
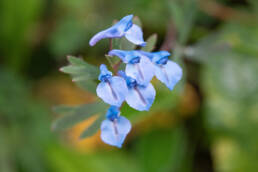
(108, 50, 155, 86)
(100, 106, 131, 148)
(89, 15, 146, 46)
(96, 64, 128, 106)
(139, 51, 183, 90)
(118, 71, 156, 111)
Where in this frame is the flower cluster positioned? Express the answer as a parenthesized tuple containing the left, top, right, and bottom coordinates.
(89, 15, 182, 148)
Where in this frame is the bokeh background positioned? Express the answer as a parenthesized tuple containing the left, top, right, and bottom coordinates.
(0, 0, 258, 171)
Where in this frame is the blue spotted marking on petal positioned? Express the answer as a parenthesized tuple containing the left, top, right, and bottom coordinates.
(100, 116, 131, 148)
(125, 56, 155, 85)
(98, 64, 112, 81)
(125, 83, 156, 111)
(96, 76, 128, 106)
(89, 15, 133, 46)
(151, 51, 171, 64)
(125, 24, 146, 46)
(154, 60, 183, 90)
(106, 106, 120, 121)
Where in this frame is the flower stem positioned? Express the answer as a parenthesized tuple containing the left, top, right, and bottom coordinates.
(109, 38, 113, 51)
(113, 60, 122, 74)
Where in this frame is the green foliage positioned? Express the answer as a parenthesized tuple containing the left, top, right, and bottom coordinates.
(133, 16, 143, 28)
(79, 114, 106, 139)
(1, 0, 258, 171)
(134, 127, 189, 172)
(168, 0, 197, 44)
(0, 0, 44, 72)
(52, 102, 108, 132)
(141, 34, 158, 52)
(0, 68, 54, 172)
(60, 56, 99, 93)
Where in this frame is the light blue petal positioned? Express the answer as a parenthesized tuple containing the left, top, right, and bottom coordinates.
(89, 27, 123, 46)
(100, 116, 131, 148)
(89, 15, 133, 46)
(125, 56, 155, 85)
(125, 83, 156, 111)
(137, 51, 154, 61)
(108, 50, 128, 63)
(114, 14, 134, 33)
(98, 64, 112, 81)
(125, 24, 146, 46)
(108, 50, 140, 64)
(151, 51, 171, 64)
(154, 60, 183, 90)
(96, 76, 128, 106)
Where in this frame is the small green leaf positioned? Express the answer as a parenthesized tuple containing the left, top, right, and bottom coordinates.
(141, 34, 157, 52)
(67, 56, 86, 65)
(52, 101, 108, 131)
(79, 114, 105, 139)
(112, 38, 121, 49)
(60, 56, 99, 93)
(53, 105, 75, 114)
(60, 65, 89, 75)
(133, 16, 142, 27)
(76, 80, 98, 93)
(105, 55, 121, 67)
(120, 37, 136, 50)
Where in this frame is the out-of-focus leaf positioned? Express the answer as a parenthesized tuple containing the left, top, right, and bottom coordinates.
(49, 17, 87, 57)
(52, 101, 108, 131)
(120, 37, 136, 50)
(0, 0, 43, 72)
(168, 0, 197, 44)
(105, 54, 121, 68)
(141, 34, 157, 52)
(60, 56, 98, 93)
(47, 144, 141, 172)
(61, 56, 98, 78)
(133, 16, 142, 28)
(134, 127, 189, 172)
(111, 38, 121, 49)
(79, 114, 105, 139)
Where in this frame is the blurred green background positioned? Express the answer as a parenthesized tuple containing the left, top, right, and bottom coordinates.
(0, 0, 258, 171)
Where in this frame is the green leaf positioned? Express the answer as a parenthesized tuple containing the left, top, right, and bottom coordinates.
(168, 0, 197, 44)
(60, 56, 99, 93)
(120, 37, 136, 50)
(141, 34, 157, 52)
(111, 38, 121, 49)
(52, 101, 108, 131)
(79, 114, 105, 139)
(135, 127, 189, 172)
(61, 56, 98, 78)
(76, 80, 98, 94)
(133, 16, 142, 27)
(105, 55, 121, 68)
(67, 56, 87, 65)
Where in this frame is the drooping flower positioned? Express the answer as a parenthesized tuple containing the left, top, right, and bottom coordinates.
(118, 71, 155, 111)
(108, 50, 155, 86)
(89, 15, 146, 46)
(139, 51, 182, 90)
(100, 106, 131, 148)
(96, 64, 128, 106)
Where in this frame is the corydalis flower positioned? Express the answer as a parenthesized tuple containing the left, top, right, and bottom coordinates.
(100, 106, 131, 148)
(96, 64, 128, 106)
(140, 51, 183, 90)
(108, 50, 154, 86)
(89, 15, 146, 46)
(118, 71, 155, 111)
